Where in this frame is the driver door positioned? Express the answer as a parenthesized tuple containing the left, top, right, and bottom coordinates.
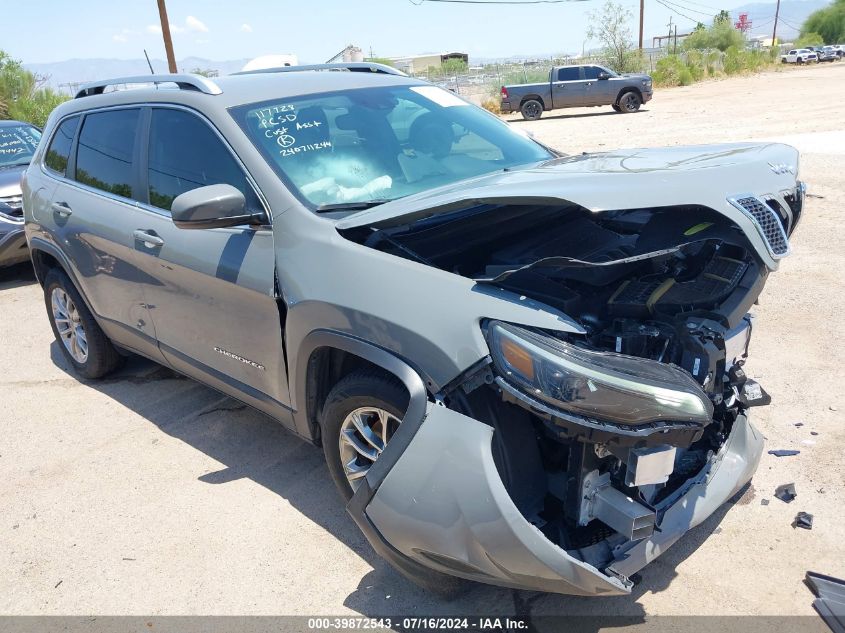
(131, 106, 289, 407)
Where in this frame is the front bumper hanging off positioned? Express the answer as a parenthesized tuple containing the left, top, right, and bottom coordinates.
(347, 401, 763, 596)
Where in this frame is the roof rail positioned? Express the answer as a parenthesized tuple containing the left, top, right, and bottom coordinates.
(233, 62, 407, 77)
(74, 74, 223, 99)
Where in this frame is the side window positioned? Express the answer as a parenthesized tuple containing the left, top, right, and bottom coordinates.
(147, 108, 254, 211)
(583, 66, 602, 80)
(557, 67, 580, 82)
(44, 116, 80, 176)
(75, 109, 140, 199)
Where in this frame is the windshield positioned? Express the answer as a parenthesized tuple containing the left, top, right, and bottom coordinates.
(0, 124, 41, 168)
(232, 84, 553, 209)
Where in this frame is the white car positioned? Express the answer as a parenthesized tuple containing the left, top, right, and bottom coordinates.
(781, 48, 819, 64)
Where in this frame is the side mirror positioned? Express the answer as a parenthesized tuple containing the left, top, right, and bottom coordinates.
(598, 72, 610, 80)
(171, 184, 265, 230)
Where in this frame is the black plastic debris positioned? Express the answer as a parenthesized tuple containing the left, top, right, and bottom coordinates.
(775, 483, 797, 503)
(795, 512, 814, 530)
(794, 422, 805, 427)
(769, 449, 801, 457)
(812, 431, 820, 436)
(761, 498, 770, 506)
(805, 571, 845, 633)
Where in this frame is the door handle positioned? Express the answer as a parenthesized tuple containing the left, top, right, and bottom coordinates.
(51, 202, 72, 217)
(133, 229, 165, 248)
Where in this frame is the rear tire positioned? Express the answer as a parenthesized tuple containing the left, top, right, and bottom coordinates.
(611, 104, 622, 112)
(43, 268, 123, 379)
(520, 99, 543, 121)
(617, 91, 642, 113)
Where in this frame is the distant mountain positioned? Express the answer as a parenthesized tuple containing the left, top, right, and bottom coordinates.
(731, 0, 829, 38)
(24, 57, 254, 93)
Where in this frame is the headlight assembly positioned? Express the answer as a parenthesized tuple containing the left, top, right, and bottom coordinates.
(487, 321, 713, 426)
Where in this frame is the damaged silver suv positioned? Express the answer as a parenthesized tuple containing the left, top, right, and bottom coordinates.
(23, 64, 804, 596)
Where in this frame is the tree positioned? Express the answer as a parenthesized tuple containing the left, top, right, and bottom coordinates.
(587, 1, 640, 73)
(441, 58, 469, 76)
(714, 9, 731, 24)
(364, 57, 396, 68)
(801, 0, 845, 44)
(795, 32, 825, 47)
(683, 17, 745, 51)
(0, 50, 67, 127)
(190, 67, 218, 77)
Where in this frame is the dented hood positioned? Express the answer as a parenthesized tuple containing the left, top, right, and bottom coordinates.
(336, 142, 800, 232)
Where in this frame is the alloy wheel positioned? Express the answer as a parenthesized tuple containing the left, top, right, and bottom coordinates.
(338, 406, 401, 491)
(51, 287, 88, 363)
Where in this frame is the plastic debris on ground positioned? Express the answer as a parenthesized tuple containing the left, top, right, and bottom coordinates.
(769, 449, 801, 457)
(775, 483, 797, 503)
(761, 498, 770, 506)
(794, 512, 814, 530)
(805, 571, 845, 633)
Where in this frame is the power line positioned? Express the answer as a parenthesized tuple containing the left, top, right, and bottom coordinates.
(659, 0, 714, 18)
(654, 0, 701, 24)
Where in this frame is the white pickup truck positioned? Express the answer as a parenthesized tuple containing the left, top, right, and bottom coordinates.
(781, 48, 819, 64)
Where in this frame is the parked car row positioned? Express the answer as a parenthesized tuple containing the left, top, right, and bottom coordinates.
(0, 120, 41, 268)
(781, 46, 843, 64)
(17, 63, 803, 597)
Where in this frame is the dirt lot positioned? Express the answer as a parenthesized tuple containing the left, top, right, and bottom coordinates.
(1, 62, 844, 620)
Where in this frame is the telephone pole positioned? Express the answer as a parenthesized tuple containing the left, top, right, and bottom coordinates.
(638, 0, 645, 50)
(156, 0, 177, 73)
(772, 0, 781, 47)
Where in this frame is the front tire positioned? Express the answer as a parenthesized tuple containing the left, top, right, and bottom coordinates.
(611, 103, 622, 112)
(43, 268, 123, 379)
(617, 91, 642, 113)
(520, 99, 543, 121)
(321, 369, 409, 501)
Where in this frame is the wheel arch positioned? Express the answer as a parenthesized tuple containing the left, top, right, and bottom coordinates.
(615, 86, 643, 104)
(291, 330, 429, 446)
(28, 238, 97, 318)
(519, 94, 546, 110)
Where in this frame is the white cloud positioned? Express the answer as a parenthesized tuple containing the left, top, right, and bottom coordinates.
(240, 23, 253, 33)
(186, 15, 209, 33)
(146, 24, 161, 35)
(147, 22, 185, 35)
(112, 33, 128, 42)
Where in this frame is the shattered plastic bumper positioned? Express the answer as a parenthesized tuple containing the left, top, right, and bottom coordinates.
(349, 402, 763, 596)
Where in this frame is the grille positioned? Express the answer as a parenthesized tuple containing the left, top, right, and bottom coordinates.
(0, 194, 23, 221)
(732, 196, 790, 257)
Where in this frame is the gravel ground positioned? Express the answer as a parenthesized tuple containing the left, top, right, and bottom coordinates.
(1, 62, 843, 620)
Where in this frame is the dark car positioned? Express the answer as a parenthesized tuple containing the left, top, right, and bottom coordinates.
(811, 46, 838, 62)
(0, 120, 42, 267)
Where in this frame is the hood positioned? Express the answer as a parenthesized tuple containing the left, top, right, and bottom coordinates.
(0, 165, 26, 198)
(336, 142, 800, 232)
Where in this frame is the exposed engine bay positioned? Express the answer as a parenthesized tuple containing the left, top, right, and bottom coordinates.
(342, 200, 790, 577)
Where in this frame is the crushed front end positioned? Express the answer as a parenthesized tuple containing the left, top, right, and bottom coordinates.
(342, 144, 803, 594)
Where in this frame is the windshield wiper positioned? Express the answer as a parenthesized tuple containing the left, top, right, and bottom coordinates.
(316, 199, 392, 213)
(0, 161, 31, 169)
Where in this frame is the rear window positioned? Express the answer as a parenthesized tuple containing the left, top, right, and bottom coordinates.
(0, 124, 41, 168)
(557, 67, 580, 81)
(75, 109, 140, 199)
(45, 117, 79, 175)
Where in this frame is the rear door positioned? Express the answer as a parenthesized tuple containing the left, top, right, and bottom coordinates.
(551, 67, 586, 108)
(131, 106, 288, 406)
(45, 107, 162, 360)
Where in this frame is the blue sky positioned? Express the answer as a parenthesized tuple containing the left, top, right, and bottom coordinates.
(6, 0, 806, 64)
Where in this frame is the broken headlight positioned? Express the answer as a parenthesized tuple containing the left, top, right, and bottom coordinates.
(487, 321, 713, 426)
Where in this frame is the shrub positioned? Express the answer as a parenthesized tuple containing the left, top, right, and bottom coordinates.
(480, 97, 502, 115)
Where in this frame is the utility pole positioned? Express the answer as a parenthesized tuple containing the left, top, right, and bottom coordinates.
(772, 0, 781, 48)
(667, 16, 673, 51)
(638, 0, 644, 50)
(674, 24, 678, 54)
(156, 0, 177, 73)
